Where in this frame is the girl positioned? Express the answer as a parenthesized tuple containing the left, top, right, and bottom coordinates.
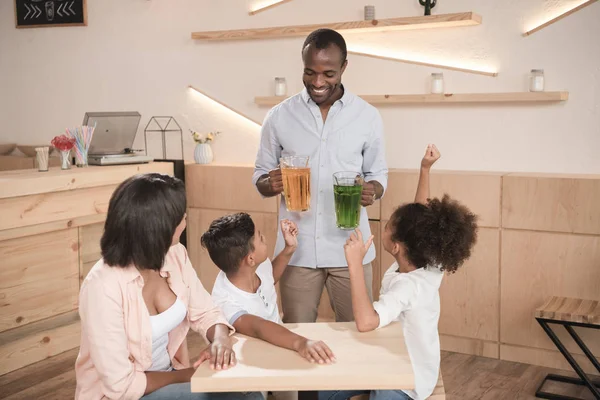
(321, 144, 478, 400)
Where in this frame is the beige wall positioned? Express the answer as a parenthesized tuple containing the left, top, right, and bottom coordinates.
(1, 0, 599, 172)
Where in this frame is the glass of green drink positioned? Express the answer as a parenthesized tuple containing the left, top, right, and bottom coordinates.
(333, 171, 364, 230)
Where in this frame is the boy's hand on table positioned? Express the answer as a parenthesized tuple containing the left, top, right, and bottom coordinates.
(294, 338, 336, 364)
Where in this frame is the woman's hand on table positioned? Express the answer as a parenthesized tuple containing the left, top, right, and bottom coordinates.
(193, 335, 237, 370)
(294, 338, 336, 364)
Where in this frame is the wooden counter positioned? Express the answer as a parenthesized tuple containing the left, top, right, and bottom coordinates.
(185, 165, 600, 374)
(0, 162, 174, 375)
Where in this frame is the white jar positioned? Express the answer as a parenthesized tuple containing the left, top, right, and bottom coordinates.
(275, 77, 287, 97)
(529, 69, 545, 92)
(430, 73, 444, 94)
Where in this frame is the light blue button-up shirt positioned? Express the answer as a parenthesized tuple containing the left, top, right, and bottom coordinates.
(253, 88, 388, 268)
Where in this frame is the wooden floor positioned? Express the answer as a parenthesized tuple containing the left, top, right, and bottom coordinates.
(1, 333, 598, 400)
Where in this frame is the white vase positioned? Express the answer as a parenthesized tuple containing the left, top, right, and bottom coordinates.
(194, 143, 213, 164)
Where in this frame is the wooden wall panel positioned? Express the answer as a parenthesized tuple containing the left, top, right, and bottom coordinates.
(440, 334, 499, 359)
(0, 185, 115, 231)
(500, 344, 599, 375)
(78, 222, 104, 285)
(185, 165, 278, 213)
(500, 230, 600, 356)
(438, 228, 499, 342)
(0, 312, 80, 376)
(502, 174, 600, 234)
(0, 229, 79, 332)
(186, 208, 278, 292)
(367, 200, 380, 221)
(382, 170, 502, 228)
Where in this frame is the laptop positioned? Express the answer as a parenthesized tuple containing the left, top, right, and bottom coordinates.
(83, 111, 153, 166)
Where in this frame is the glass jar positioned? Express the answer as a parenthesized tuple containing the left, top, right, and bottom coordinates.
(275, 77, 287, 97)
(529, 69, 545, 92)
(430, 72, 444, 94)
(364, 5, 375, 21)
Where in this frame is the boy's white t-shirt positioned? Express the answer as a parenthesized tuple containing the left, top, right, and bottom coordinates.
(373, 262, 444, 400)
(211, 259, 281, 325)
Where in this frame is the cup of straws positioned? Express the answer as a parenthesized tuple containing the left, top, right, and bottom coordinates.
(66, 124, 96, 167)
(35, 147, 50, 172)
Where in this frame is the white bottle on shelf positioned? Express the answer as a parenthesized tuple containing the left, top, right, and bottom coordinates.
(275, 77, 287, 97)
(430, 73, 444, 94)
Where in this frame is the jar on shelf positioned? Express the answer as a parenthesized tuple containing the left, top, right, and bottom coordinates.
(275, 77, 287, 97)
(364, 5, 375, 21)
(529, 69, 545, 92)
(430, 72, 444, 94)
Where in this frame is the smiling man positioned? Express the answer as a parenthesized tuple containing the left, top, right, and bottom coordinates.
(252, 29, 388, 324)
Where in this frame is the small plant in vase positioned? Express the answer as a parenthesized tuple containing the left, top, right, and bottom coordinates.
(51, 135, 76, 170)
(191, 130, 220, 164)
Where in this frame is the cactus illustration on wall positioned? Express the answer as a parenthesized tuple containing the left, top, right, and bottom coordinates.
(419, 0, 437, 16)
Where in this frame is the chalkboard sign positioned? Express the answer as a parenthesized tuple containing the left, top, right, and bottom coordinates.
(15, 0, 87, 28)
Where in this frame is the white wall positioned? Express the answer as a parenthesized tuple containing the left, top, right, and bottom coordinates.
(0, 0, 599, 172)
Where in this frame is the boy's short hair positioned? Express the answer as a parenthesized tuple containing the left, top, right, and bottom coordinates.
(101, 173, 186, 271)
(201, 212, 255, 274)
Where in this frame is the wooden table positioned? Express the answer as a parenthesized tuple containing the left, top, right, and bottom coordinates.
(191, 322, 414, 394)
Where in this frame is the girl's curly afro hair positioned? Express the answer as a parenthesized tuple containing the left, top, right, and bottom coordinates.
(389, 194, 478, 273)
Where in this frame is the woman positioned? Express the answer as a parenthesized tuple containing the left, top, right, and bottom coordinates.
(75, 173, 262, 400)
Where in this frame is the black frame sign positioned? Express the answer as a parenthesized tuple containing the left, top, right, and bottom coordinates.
(15, 0, 87, 28)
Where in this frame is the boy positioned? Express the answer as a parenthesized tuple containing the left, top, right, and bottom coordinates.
(201, 213, 336, 400)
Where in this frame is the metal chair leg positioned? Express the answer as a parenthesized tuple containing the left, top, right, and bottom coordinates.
(535, 319, 600, 400)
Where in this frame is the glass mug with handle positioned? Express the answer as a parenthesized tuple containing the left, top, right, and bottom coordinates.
(333, 171, 364, 230)
(280, 156, 311, 212)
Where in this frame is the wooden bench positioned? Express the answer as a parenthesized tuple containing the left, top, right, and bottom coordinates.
(349, 373, 445, 400)
(534, 296, 600, 400)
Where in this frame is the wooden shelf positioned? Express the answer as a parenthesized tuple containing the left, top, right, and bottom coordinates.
(254, 92, 569, 106)
(191, 12, 482, 41)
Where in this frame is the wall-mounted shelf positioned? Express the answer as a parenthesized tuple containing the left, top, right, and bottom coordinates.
(255, 91, 569, 106)
(191, 12, 482, 41)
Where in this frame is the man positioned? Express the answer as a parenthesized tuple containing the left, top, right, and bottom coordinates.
(252, 28, 388, 324)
